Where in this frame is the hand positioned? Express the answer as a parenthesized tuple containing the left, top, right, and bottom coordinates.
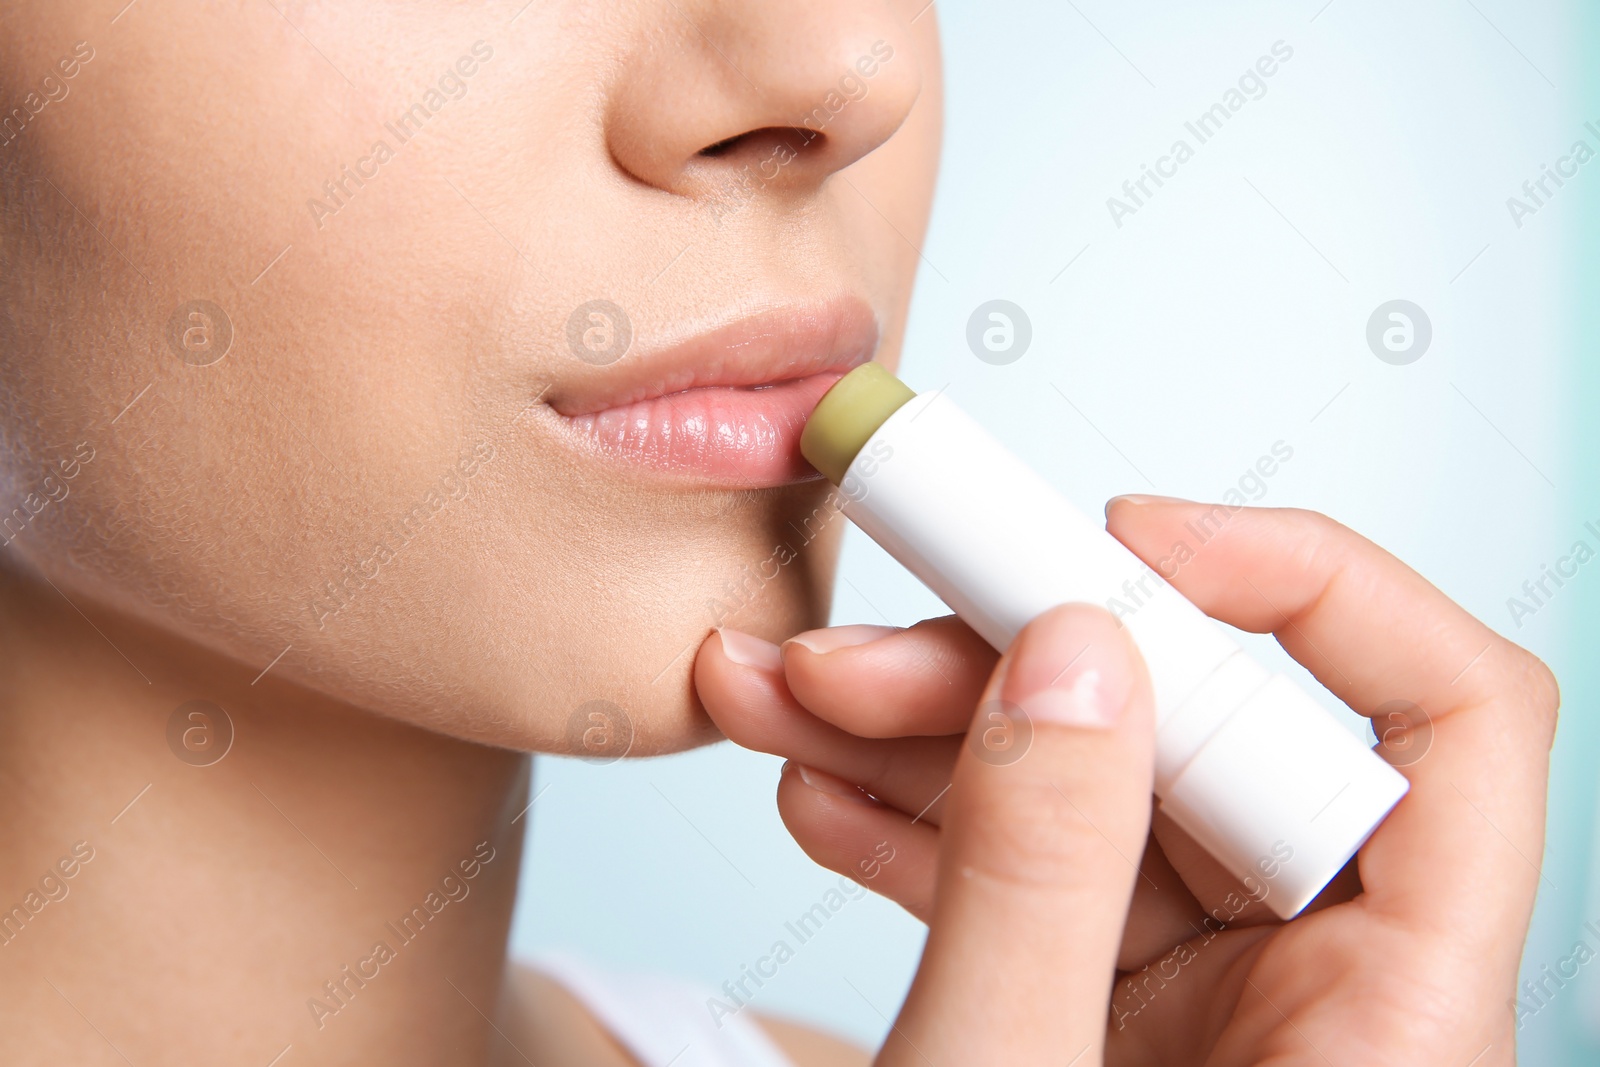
(693, 500, 1558, 1065)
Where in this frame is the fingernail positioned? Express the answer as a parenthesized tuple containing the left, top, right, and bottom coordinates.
(1004, 624, 1135, 730)
(784, 624, 901, 656)
(717, 628, 783, 672)
(1107, 493, 1188, 509)
(790, 761, 878, 804)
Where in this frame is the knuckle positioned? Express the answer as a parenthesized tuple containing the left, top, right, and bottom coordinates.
(953, 774, 1121, 891)
(1512, 646, 1561, 741)
(1473, 638, 1560, 747)
(1284, 508, 1356, 567)
(1284, 505, 1347, 537)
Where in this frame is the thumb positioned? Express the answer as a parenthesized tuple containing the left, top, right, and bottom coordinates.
(882, 604, 1155, 1067)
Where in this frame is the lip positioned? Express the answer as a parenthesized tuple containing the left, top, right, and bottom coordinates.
(544, 298, 879, 488)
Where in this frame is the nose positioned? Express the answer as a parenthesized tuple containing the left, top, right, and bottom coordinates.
(605, 0, 922, 201)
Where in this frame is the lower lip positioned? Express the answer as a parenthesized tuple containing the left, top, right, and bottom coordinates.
(556, 371, 846, 487)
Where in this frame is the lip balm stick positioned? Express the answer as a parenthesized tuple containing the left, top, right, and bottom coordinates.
(800, 362, 1408, 919)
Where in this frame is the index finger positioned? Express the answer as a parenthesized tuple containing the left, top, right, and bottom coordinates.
(1105, 498, 1558, 941)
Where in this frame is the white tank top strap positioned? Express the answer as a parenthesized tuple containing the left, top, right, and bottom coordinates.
(526, 951, 798, 1067)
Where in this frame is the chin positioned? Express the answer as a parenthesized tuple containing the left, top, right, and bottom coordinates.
(539, 564, 835, 762)
(324, 515, 840, 760)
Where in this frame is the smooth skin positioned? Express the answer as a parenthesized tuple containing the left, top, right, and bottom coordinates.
(0, 0, 1556, 1062)
(696, 497, 1559, 1065)
(0, 0, 937, 1062)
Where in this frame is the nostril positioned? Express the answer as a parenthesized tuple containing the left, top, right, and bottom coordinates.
(696, 126, 824, 161)
(698, 134, 741, 158)
(604, 12, 919, 199)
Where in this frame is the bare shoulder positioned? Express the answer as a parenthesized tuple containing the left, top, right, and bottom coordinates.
(496, 960, 871, 1067)
(754, 1013, 874, 1067)
(495, 962, 638, 1067)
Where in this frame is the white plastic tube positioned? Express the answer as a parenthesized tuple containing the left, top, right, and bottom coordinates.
(809, 371, 1408, 919)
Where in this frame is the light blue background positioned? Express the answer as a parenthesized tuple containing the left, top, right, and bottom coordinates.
(511, 1, 1596, 1059)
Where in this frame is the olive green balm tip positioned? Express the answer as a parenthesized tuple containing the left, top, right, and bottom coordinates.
(800, 362, 917, 484)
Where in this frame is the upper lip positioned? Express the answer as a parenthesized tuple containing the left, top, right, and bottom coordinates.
(546, 297, 880, 416)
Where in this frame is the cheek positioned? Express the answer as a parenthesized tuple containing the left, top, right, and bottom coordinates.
(0, 10, 579, 732)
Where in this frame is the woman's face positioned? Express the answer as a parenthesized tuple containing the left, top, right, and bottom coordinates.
(0, 1, 940, 754)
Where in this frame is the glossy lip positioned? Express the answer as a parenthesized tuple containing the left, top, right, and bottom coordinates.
(543, 299, 879, 488)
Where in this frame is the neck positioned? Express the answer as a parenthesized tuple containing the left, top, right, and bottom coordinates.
(0, 561, 530, 1065)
